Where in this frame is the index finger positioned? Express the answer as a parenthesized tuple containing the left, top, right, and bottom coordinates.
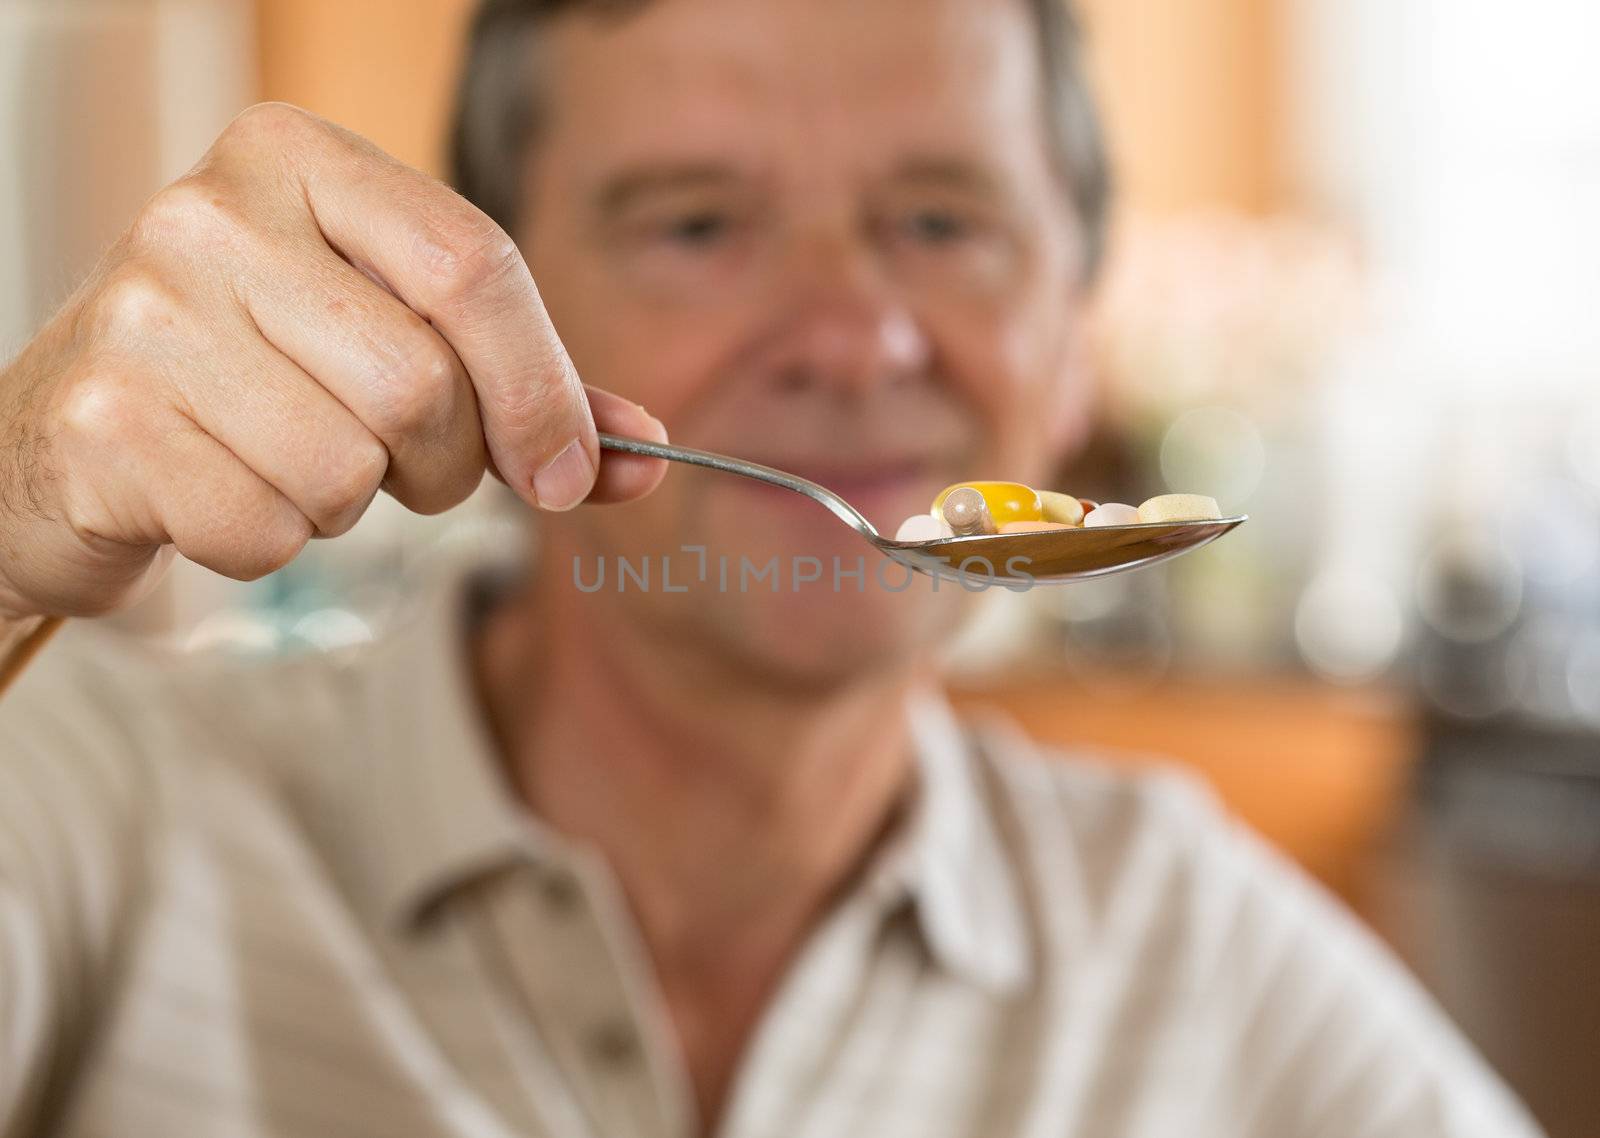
(264, 107, 598, 511)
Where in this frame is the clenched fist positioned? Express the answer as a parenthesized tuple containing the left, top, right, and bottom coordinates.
(0, 103, 665, 624)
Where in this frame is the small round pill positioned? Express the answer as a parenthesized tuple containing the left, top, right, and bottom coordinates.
(895, 513, 953, 542)
(1084, 502, 1140, 527)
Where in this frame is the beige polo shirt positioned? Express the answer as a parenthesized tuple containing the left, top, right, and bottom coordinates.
(0, 562, 1543, 1138)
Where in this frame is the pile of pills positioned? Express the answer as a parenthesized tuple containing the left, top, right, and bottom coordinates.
(894, 482, 1221, 542)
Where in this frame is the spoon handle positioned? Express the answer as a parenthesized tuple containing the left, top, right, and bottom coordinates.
(597, 433, 880, 538)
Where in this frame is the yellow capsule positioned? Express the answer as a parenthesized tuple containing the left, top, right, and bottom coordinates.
(931, 481, 1042, 526)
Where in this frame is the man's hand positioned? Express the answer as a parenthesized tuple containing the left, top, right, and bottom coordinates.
(0, 103, 665, 624)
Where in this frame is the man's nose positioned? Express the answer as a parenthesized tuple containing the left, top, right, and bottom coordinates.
(767, 230, 931, 396)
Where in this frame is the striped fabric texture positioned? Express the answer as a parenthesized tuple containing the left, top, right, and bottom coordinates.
(0, 564, 1543, 1138)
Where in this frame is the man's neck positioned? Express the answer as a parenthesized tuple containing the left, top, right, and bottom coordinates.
(471, 573, 923, 981)
(471, 569, 927, 1126)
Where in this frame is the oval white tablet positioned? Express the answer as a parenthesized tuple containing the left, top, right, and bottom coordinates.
(1084, 503, 1140, 527)
(1137, 493, 1222, 523)
(1038, 490, 1086, 526)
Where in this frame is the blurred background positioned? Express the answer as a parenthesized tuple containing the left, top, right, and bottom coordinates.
(3, 0, 1597, 1132)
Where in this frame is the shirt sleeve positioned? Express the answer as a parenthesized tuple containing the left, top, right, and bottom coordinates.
(1168, 777, 1548, 1138)
(0, 629, 153, 1138)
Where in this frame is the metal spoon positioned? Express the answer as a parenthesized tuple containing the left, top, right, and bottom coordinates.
(599, 433, 1245, 586)
(0, 435, 1246, 700)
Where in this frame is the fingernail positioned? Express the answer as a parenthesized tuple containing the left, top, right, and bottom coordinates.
(532, 439, 594, 511)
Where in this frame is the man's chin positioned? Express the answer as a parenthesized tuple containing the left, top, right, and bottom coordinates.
(678, 580, 965, 693)
(552, 485, 971, 691)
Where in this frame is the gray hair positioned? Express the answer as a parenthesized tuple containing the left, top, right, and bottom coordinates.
(448, 0, 1111, 280)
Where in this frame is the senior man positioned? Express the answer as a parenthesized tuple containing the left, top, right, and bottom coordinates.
(0, 1, 1543, 1136)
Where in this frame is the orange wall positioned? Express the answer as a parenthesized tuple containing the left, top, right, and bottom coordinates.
(256, 0, 475, 179)
(1079, 0, 1283, 215)
(257, 0, 1284, 209)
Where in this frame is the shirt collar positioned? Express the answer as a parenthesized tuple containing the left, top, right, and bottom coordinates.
(869, 688, 1033, 995)
(357, 561, 1033, 993)
(358, 557, 546, 930)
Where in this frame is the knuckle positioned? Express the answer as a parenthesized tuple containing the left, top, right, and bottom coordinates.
(503, 360, 570, 423)
(238, 517, 312, 581)
(89, 267, 183, 344)
(491, 354, 582, 440)
(54, 368, 142, 451)
(418, 217, 524, 307)
(56, 483, 120, 550)
(309, 437, 388, 534)
(402, 460, 485, 518)
(439, 464, 486, 513)
(366, 330, 457, 439)
(222, 101, 317, 149)
(131, 177, 246, 251)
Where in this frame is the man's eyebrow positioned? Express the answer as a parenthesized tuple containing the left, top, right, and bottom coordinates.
(887, 156, 1007, 198)
(593, 163, 747, 215)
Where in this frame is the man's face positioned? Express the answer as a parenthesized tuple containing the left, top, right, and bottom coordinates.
(519, 0, 1088, 682)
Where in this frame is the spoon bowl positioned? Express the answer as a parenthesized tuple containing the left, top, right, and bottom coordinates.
(600, 433, 1245, 587)
(879, 518, 1244, 585)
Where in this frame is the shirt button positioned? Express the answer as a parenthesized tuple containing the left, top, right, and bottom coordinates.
(537, 871, 581, 914)
(587, 1018, 641, 1068)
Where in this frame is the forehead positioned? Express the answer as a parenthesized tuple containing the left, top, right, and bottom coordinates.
(532, 0, 1046, 176)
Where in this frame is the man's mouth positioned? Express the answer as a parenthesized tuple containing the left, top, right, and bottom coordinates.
(727, 457, 952, 525)
(778, 461, 930, 493)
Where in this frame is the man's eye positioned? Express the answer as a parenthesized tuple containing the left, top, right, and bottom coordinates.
(903, 210, 971, 244)
(662, 212, 730, 247)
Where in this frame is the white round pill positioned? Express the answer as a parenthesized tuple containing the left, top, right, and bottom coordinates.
(895, 513, 953, 542)
(1084, 503, 1140, 527)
